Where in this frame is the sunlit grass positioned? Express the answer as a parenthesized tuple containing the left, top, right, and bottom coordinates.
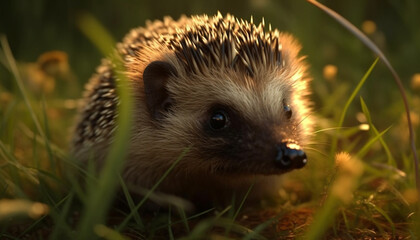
(75, 12, 134, 239)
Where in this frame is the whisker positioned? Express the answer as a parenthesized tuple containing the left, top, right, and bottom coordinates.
(312, 127, 351, 134)
(304, 142, 330, 147)
(296, 113, 313, 127)
(304, 147, 329, 158)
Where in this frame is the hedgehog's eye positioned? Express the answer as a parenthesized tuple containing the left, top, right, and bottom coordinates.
(283, 103, 292, 119)
(210, 110, 229, 130)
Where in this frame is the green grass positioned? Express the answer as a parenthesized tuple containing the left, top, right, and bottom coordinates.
(1, 1, 420, 239)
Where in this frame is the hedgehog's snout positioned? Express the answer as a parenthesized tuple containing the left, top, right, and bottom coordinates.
(274, 142, 307, 170)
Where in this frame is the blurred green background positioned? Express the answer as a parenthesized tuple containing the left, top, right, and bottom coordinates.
(1, 0, 419, 129)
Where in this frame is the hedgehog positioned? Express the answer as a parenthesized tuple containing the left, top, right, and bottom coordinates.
(72, 13, 313, 207)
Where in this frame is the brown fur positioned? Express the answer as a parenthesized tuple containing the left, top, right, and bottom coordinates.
(72, 13, 313, 207)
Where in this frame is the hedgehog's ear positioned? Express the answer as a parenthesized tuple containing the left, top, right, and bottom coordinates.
(143, 61, 178, 120)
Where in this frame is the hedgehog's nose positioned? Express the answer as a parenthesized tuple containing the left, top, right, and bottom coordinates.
(275, 142, 307, 169)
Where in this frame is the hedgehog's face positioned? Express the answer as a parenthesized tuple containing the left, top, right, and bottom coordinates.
(197, 101, 307, 175)
(143, 60, 312, 175)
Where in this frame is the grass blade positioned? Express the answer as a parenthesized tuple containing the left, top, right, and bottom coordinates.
(243, 213, 284, 240)
(49, 193, 75, 240)
(168, 207, 175, 240)
(93, 225, 129, 240)
(356, 126, 391, 159)
(118, 174, 143, 229)
(117, 147, 190, 231)
(0, 140, 39, 185)
(153, 207, 215, 231)
(0, 36, 48, 147)
(177, 206, 190, 233)
(329, 58, 379, 158)
(360, 97, 396, 166)
(18, 123, 94, 179)
(366, 202, 395, 237)
(41, 97, 56, 170)
(75, 12, 133, 239)
(226, 181, 255, 235)
(301, 153, 364, 239)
